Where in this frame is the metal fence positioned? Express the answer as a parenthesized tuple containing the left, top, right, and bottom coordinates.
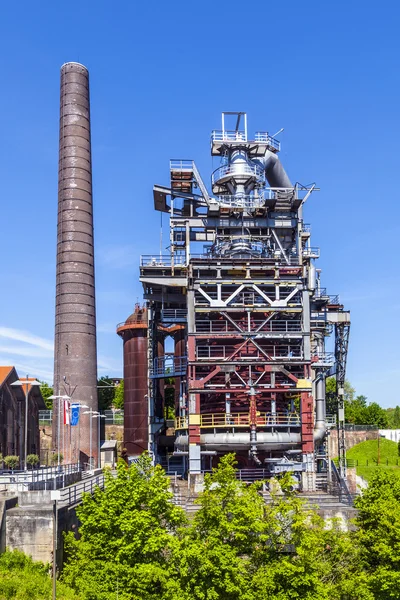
(52, 473, 104, 505)
(39, 410, 124, 426)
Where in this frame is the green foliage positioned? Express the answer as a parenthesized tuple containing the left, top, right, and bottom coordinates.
(4, 455, 19, 470)
(51, 453, 63, 465)
(113, 379, 124, 410)
(97, 376, 116, 411)
(26, 454, 39, 468)
(347, 438, 400, 482)
(39, 381, 54, 410)
(62, 454, 187, 600)
(355, 471, 400, 598)
(0, 549, 77, 599)
(325, 377, 356, 414)
(63, 453, 372, 600)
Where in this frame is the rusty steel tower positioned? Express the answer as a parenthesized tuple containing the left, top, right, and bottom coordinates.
(119, 113, 350, 491)
(53, 62, 98, 466)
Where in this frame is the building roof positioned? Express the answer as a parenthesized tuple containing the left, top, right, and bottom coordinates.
(101, 440, 118, 450)
(0, 366, 14, 387)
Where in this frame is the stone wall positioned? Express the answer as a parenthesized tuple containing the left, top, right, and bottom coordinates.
(328, 428, 378, 458)
(40, 425, 123, 464)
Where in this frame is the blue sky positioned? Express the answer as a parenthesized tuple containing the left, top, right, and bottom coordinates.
(0, 1, 399, 406)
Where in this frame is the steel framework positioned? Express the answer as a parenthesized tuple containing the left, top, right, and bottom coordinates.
(120, 113, 350, 491)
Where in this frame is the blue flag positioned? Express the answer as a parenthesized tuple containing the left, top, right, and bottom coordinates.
(71, 403, 80, 426)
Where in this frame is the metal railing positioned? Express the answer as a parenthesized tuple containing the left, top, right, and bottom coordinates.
(212, 163, 264, 186)
(312, 352, 335, 365)
(141, 255, 187, 267)
(211, 130, 247, 143)
(313, 289, 340, 304)
(161, 309, 187, 322)
(302, 247, 320, 258)
(39, 410, 124, 426)
(196, 345, 303, 360)
(150, 355, 187, 378)
(176, 413, 336, 430)
(39, 410, 53, 425)
(254, 132, 281, 150)
(103, 410, 124, 425)
(195, 319, 302, 334)
(52, 473, 104, 505)
(0, 463, 80, 484)
(170, 159, 194, 171)
(330, 460, 354, 506)
(216, 195, 266, 209)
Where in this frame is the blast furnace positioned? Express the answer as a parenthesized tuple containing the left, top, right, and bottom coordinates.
(118, 113, 350, 490)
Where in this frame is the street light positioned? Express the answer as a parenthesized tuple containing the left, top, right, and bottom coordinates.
(92, 414, 106, 468)
(73, 403, 89, 466)
(83, 409, 99, 470)
(11, 376, 41, 470)
(48, 394, 71, 468)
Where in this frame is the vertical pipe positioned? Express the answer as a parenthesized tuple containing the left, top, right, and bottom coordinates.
(53, 62, 98, 466)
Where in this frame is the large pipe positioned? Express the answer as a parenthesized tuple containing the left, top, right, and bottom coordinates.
(53, 62, 98, 466)
(254, 150, 292, 188)
(315, 371, 326, 427)
(175, 424, 326, 452)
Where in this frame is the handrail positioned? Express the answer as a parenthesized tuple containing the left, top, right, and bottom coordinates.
(175, 412, 337, 431)
(212, 163, 264, 185)
(195, 319, 302, 334)
(254, 132, 281, 150)
(53, 474, 104, 505)
(211, 130, 247, 143)
(330, 460, 354, 506)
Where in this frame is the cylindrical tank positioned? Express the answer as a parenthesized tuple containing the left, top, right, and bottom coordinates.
(117, 307, 148, 456)
(53, 62, 98, 466)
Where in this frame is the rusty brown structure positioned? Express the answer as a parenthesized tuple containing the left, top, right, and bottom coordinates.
(117, 306, 148, 455)
(0, 367, 45, 463)
(53, 62, 98, 466)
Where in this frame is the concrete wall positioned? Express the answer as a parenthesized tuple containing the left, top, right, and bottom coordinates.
(6, 503, 79, 566)
(0, 497, 18, 553)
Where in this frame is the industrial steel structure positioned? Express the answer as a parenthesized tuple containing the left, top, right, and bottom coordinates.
(53, 62, 98, 466)
(118, 113, 350, 490)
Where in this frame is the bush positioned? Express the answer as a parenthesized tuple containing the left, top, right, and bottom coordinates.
(4, 455, 20, 470)
(26, 454, 40, 468)
(51, 453, 64, 465)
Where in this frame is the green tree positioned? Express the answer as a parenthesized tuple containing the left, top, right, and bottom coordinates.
(97, 376, 116, 411)
(4, 455, 20, 471)
(26, 454, 39, 469)
(113, 379, 124, 410)
(393, 406, 400, 427)
(0, 549, 77, 599)
(363, 402, 389, 428)
(62, 454, 186, 600)
(326, 377, 356, 415)
(40, 381, 54, 410)
(355, 470, 400, 598)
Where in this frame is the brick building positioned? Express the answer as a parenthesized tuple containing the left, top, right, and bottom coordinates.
(0, 367, 45, 462)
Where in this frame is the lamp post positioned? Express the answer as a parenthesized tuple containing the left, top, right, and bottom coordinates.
(48, 394, 71, 468)
(92, 414, 106, 468)
(11, 376, 41, 471)
(83, 409, 99, 470)
(73, 403, 88, 466)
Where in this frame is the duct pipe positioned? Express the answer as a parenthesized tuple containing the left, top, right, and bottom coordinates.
(315, 370, 326, 428)
(254, 150, 292, 188)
